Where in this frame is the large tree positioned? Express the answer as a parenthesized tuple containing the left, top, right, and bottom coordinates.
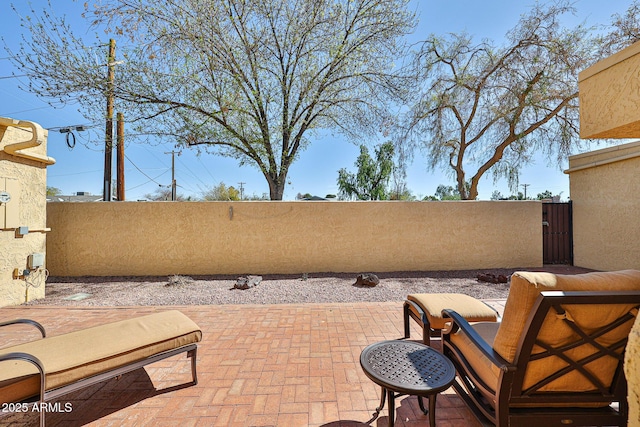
(337, 141, 395, 200)
(8, 0, 415, 200)
(398, 0, 636, 200)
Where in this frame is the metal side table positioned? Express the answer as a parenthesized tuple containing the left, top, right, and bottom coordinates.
(360, 340, 456, 427)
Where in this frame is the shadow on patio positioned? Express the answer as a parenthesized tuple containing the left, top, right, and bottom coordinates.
(0, 300, 506, 426)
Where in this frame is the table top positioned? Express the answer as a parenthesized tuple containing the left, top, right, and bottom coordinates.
(360, 340, 456, 395)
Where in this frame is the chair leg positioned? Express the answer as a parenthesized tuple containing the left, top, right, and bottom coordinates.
(423, 324, 431, 346)
(188, 348, 198, 385)
(403, 301, 411, 339)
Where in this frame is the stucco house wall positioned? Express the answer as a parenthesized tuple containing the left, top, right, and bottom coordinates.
(579, 41, 640, 139)
(577, 40, 640, 423)
(0, 118, 54, 307)
(566, 141, 640, 271)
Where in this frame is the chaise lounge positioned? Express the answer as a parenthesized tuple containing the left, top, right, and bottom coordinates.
(0, 310, 202, 427)
(442, 270, 640, 427)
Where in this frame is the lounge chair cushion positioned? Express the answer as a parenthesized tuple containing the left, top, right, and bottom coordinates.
(407, 293, 498, 330)
(0, 310, 202, 404)
(492, 270, 640, 392)
(449, 321, 501, 398)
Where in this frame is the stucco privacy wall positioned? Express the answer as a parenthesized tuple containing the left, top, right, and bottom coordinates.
(566, 141, 640, 271)
(46, 201, 542, 277)
(579, 41, 640, 138)
(0, 118, 53, 307)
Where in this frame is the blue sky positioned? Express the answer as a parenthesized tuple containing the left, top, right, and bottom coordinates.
(0, 0, 632, 200)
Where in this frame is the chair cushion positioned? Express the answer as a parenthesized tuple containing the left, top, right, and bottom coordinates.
(407, 293, 498, 330)
(449, 321, 501, 398)
(0, 310, 202, 404)
(493, 270, 640, 392)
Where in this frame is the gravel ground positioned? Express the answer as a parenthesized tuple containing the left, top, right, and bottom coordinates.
(24, 266, 592, 307)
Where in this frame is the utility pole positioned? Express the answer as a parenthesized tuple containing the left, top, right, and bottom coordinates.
(103, 39, 116, 202)
(116, 112, 125, 201)
(165, 150, 181, 201)
(238, 182, 245, 200)
(521, 183, 530, 200)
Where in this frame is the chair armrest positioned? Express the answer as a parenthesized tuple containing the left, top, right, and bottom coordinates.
(441, 309, 515, 373)
(0, 319, 46, 338)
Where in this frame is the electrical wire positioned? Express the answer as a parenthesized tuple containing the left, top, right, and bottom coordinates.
(125, 154, 169, 186)
(176, 155, 209, 189)
(66, 131, 76, 149)
(126, 171, 170, 192)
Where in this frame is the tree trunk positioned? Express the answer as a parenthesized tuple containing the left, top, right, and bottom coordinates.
(269, 183, 284, 200)
(266, 175, 285, 200)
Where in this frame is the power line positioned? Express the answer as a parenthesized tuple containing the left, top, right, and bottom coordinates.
(176, 155, 208, 189)
(196, 156, 217, 183)
(125, 154, 168, 186)
(0, 75, 28, 79)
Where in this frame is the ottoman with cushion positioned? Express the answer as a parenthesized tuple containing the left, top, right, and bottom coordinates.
(404, 293, 499, 345)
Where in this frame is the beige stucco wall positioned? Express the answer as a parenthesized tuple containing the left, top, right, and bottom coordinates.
(579, 41, 640, 139)
(566, 140, 640, 271)
(46, 200, 542, 277)
(0, 119, 53, 307)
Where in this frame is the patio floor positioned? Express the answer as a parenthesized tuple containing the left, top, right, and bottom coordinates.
(0, 300, 506, 427)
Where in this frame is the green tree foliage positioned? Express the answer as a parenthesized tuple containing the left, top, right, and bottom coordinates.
(201, 182, 241, 201)
(46, 186, 61, 196)
(423, 184, 468, 200)
(9, 0, 416, 200)
(389, 182, 416, 201)
(337, 141, 395, 200)
(399, 0, 640, 200)
(489, 189, 563, 201)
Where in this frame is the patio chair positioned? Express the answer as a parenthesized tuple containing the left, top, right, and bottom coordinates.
(0, 310, 202, 427)
(441, 270, 640, 427)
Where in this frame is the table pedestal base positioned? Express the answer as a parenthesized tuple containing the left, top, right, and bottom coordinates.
(371, 387, 437, 427)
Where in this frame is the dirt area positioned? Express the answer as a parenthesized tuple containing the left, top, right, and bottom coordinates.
(24, 266, 593, 307)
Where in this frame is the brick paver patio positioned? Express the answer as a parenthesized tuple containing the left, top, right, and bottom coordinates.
(0, 300, 505, 426)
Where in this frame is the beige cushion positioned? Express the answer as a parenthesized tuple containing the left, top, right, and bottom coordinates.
(493, 270, 640, 393)
(0, 310, 202, 404)
(449, 321, 501, 398)
(408, 293, 498, 330)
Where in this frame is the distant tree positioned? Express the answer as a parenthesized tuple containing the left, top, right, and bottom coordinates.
(423, 184, 464, 201)
(325, 194, 337, 199)
(536, 190, 554, 200)
(337, 141, 395, 200)
(9, 0, 416, 200)
(389, 183, 416, 201)
(296, 193, 314, 200)
(490, 190, 505, 201)
(536, 190, 564, 201)
(202, 182, 241, 201)
(508, 192, 527, 200)
(46, 186, 62, 196)
(245, 193, 269, 201)
(399, 0, 638, 200)
(144, 186, 186, 201)
(388, 170, 416, 201)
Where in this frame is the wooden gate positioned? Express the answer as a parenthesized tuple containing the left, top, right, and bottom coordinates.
(542, 202, 573, 265)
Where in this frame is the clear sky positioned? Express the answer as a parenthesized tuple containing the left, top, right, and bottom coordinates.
(0, 0, 632, 200)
